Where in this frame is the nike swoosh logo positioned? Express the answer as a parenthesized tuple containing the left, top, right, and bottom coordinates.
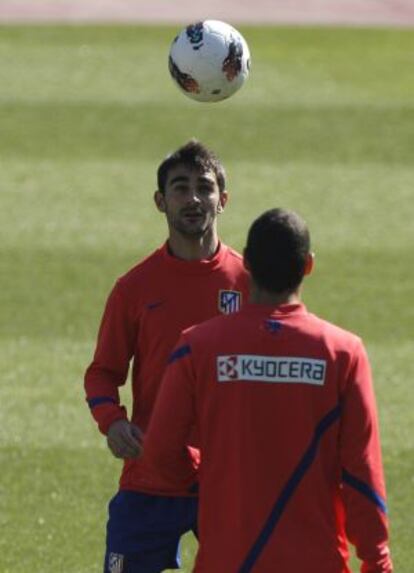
(146, 301, 164, 310)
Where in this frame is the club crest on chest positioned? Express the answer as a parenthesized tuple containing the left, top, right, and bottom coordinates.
(218, 290, 242, 314)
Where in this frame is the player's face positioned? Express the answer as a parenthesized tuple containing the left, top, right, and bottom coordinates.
(155, 165, 227, 237)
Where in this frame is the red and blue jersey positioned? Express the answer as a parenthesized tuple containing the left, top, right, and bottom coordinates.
(145, 302, 392, 572)
(84, 242, 249, 495)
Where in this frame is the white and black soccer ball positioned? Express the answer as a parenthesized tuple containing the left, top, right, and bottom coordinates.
(168, 20, 251, 103)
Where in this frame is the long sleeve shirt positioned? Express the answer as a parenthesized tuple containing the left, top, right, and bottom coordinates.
(84, 241, 249, 495)
(145, 302, 392, 572)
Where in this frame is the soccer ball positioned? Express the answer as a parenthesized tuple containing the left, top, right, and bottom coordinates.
(168, 20, 251, 103)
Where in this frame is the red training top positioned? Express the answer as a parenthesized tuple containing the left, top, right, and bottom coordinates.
(84, 242, 249, 495)
(145, 302, 392, 573)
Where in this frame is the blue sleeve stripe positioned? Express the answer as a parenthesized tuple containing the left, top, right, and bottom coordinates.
(168, 344, 191, 364)
(342, 468, 387, 514)
(87, 396, 116, 409)
(238, 403, 342, 573)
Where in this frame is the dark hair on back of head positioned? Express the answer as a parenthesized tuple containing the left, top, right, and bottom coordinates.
(157, 139, 226, 194)
(245, 208, 311, 294)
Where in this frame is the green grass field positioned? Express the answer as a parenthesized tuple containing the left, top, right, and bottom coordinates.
(0, 24, 413, 572)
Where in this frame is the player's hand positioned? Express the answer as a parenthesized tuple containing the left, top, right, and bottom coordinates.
(107, 419, 144, 459)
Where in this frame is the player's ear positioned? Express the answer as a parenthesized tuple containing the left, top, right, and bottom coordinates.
(304, 252, 315, 276)
(217, 190, 228, 213)
(154, 190, 166, 213)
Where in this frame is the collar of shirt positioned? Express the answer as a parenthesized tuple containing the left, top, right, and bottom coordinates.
(159, 241, 228, 275)
(242, 301, 308, 319)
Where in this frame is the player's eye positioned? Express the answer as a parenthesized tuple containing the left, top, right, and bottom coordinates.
(198, 184, 214, 194)
(173, 184, 189, 193)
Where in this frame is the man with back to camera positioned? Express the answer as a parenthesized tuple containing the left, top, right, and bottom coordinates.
(144, 208, 393, 573)
(84, 140, 249, 573)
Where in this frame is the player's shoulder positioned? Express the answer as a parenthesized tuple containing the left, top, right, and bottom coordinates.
(307, 311, 363, 351)
(116, 246, 164, 288)
(184, 309, 239, 343)
(221, 243, 244, 263)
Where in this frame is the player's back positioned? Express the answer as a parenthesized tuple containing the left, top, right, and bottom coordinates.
(187, 301, 361, 573)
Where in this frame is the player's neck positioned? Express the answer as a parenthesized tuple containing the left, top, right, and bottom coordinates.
(167, 230, 220, 261)
(249, 284, 301, 307)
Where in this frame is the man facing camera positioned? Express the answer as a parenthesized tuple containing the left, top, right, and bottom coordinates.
(84, 140, 249, 572)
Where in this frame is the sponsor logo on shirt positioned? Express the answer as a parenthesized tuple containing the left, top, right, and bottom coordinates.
(108, 553, 124, 573)
(218, 290, 242, 314)
(217, 355, 326, 385)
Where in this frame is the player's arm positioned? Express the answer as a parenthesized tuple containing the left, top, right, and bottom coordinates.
(144, 336, 197, 489)
(339, 340, 393, 573)
(84, 281, 141, 455)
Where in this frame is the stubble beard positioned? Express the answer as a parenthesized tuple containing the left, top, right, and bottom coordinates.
(172, 219, 209, 238)
(170, 210, 215, 238)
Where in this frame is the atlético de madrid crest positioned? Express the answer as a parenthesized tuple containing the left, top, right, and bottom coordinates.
(218, 290, 242, 314)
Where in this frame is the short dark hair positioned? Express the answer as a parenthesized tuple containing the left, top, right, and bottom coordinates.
(244, 208, 311, 293)
(157, 139, 226, 194)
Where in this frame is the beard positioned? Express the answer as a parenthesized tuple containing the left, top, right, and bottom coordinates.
(168, 208, 214, 238)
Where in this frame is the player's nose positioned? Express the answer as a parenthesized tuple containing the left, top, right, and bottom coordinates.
(186, 188, 202, 204)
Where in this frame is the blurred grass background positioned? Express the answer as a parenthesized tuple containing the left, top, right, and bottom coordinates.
(0, 25, 413, 572)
